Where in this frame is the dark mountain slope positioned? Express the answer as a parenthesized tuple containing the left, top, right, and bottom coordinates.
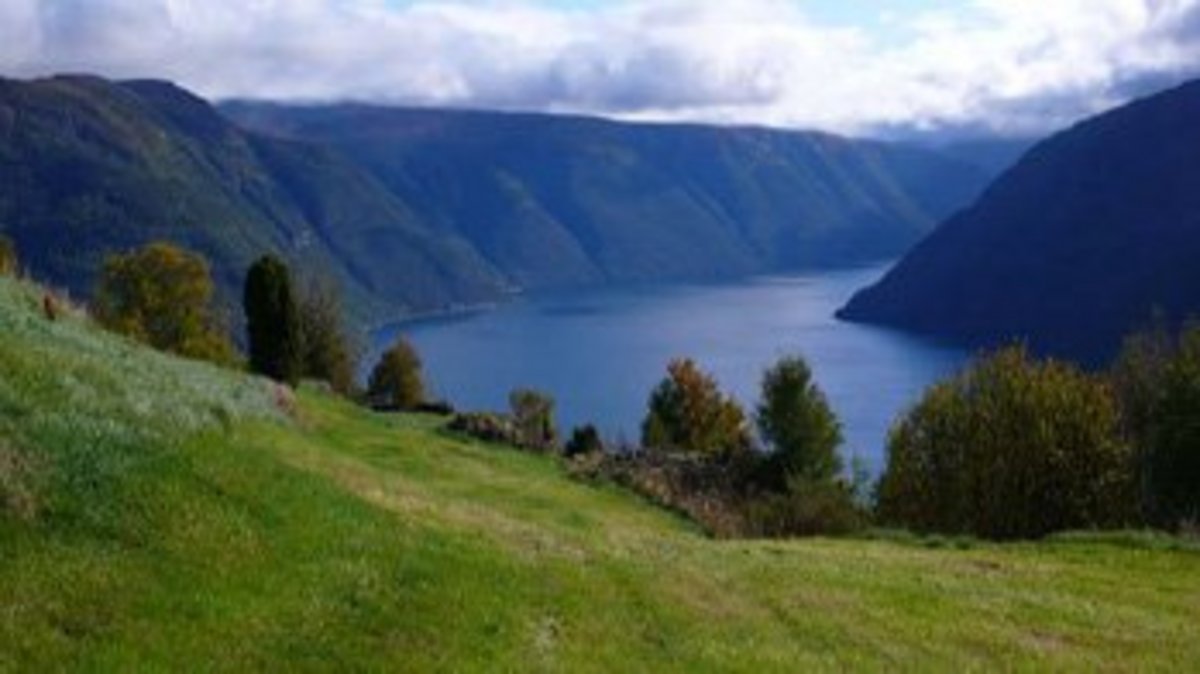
(840, 79, 1200, 361)
(223, 103, 991, 289)
(0, 76, 504, 319)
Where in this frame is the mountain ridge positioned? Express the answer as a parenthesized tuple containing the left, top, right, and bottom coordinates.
(1, 74, 991, 325)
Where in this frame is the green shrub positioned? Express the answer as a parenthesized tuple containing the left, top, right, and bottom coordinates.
(297, 276, 360, 395)
(94, 242, 237, 366)
(244, 255, 302, 385)
(564, 425, 604, 458)
(877, 346, 1135, 540)
(509, 389, 558, 452)
(368, 337, 425, 410)
(744, 478, 865, 538)
(756, 355, 843, 488)
(642, 358, 751, 458)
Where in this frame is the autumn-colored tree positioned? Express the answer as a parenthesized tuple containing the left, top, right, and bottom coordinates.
(756, 355, 843, 487)
(0, 235, 17, 277)
(94, 242, 236, 365)
(642, 358, 751, 457)
(368, 337, 425, 410)
(877, 346, 1135, 540)
(297, 275, 360, 395)
(244, 255, 301, 385)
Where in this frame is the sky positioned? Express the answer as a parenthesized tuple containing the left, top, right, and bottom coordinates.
(2, 0, 1200, 138)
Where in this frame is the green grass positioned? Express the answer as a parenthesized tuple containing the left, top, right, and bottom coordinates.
(1, 275, 1198, 672)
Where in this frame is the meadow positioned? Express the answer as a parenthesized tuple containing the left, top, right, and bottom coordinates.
(1, 276, 1197, 672)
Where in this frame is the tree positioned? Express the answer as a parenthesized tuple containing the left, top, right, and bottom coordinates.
(1113, 323, 1200, 527)
(94, 242, 236, 365)
(756, 355, 843, 487)
(0, 235, 16, 277)
(244, 255, 301, 385)
(877, 346, 1135, 540)
(564, 424, 604, 458)
(368, 338, 425, 410)
(642, 358, 751, 458)
(509, 389, 558, 452)
(297, 275, 359, 395)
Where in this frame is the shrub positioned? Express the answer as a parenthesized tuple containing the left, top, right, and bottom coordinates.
(744, 478, 865, 538)
(509, 389, 558, 452)
(642, 358, 751, 458)
(0, 235, 17, 277)
(94, 242, 236, 365)
(756, 355, 843, 488)
(244, 255, 302, 385)
(877, 346, 1135, 540)
(564, 424, 605, 458)
(297, 276, 360, 395)
(368, 337, 425, 410)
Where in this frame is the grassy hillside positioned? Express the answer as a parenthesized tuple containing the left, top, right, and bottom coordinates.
(1, 277, 1197, 672)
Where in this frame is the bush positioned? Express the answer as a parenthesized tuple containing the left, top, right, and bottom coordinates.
(642, 358, 751, 458)
(368, 337, 425, 410)
(1114, 324, 1200, 528)
(564, 425, 604, 458)
(744, 478, 865, 538)
(509, 389, 558, 452)
(756, 355, 843, 488)
(94, 242, 236, 365)
(877, 346, 1135, 540)
(297, 276, 360, 395)
(244, 255, 302, 385)
(0, 235, 17, 277)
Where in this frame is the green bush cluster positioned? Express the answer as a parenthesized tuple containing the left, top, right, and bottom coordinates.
(93, 242, 237, 366)
(1112, 323, 1200, 528)
(877, 347, 1135, 540)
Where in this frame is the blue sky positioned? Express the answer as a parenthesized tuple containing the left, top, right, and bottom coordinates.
(2, 0, 1200, 137)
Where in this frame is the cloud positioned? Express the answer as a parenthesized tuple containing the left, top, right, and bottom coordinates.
(2, 0, 1200, 136)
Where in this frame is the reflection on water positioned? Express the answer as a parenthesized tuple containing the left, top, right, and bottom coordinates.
(374, 263, 968, 474)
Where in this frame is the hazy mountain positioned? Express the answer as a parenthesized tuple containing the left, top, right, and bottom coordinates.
(224, 103, 990, 290)
(840, 79, 1200, 362)
(0, 74, 991, 325)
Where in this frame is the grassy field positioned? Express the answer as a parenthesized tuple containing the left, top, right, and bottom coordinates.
(1, 276, 1198, 672)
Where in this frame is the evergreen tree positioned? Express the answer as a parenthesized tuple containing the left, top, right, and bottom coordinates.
(244, 255, 301, 385)
(757, 356, 843, 487)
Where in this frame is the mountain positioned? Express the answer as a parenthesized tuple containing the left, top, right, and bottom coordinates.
(840, 79, 1200, 361)
(223, 103, 990, 289)
(0, 75, 505, 322)
(0, 74, 991, 325)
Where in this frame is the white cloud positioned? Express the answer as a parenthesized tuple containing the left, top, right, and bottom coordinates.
(2, 0, 1200, 136)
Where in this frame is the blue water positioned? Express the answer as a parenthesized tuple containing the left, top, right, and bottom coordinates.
(374, 263, 968, 473)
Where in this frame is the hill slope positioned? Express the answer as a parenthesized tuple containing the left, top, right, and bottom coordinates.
(225, 103, 991, 289)
(1, 278, 1197, 671)
(840, 80, 1200, 361)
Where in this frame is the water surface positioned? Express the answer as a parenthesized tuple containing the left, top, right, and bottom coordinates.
(375, 264, 968, 473)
